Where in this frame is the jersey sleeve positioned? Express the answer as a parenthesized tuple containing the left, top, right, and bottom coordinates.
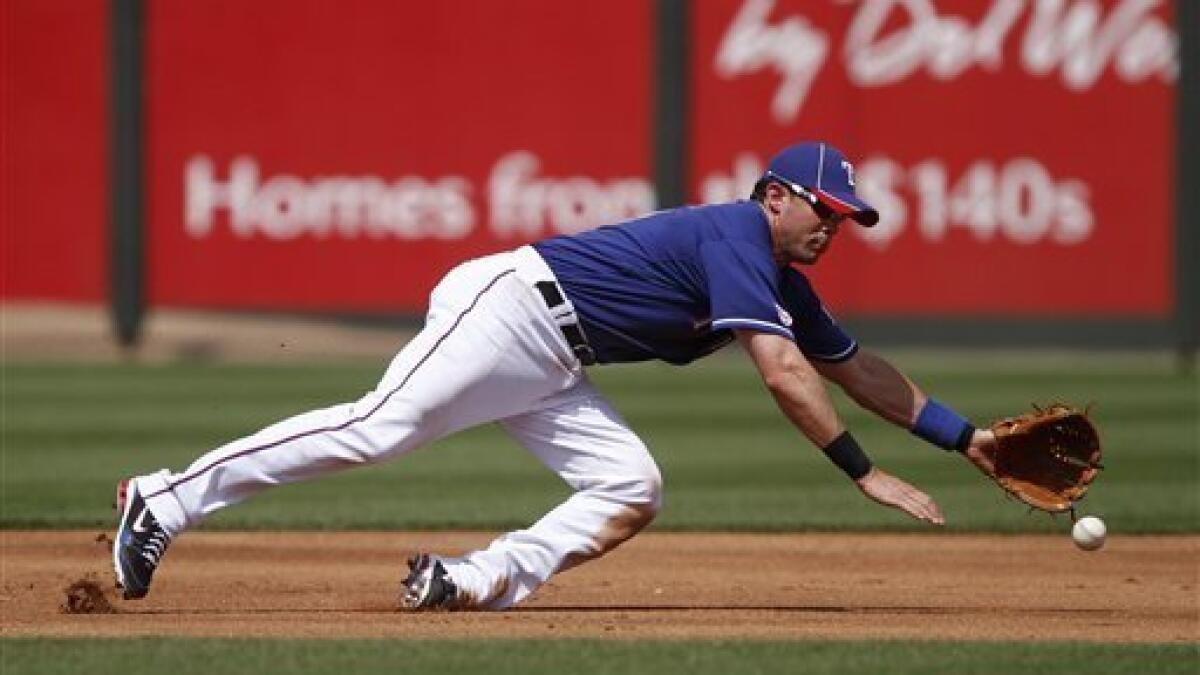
(780, 269, 858, 362)
(700, 241, 793, 339)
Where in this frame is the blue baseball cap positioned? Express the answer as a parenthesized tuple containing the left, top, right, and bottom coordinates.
(762, 142, 878, 226)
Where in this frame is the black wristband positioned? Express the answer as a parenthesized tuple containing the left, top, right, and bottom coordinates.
(822, 431, 873, 481)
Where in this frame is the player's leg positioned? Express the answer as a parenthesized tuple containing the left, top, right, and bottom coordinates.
(115, 251, 581, 597)
(137, 256, 578, 535)
(430, 379, 662, 609)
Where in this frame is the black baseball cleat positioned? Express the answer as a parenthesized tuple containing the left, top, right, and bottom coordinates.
(112, 477, 172, 599)
(400, 554, 459, 610)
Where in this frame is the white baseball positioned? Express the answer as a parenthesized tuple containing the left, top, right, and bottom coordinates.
(1072, 515, 1107, 551)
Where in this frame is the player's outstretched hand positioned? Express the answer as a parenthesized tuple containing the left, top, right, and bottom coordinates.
(854, 467, 945, 525)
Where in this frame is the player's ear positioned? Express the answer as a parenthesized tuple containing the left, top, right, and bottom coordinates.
(763, 181, 790, 215)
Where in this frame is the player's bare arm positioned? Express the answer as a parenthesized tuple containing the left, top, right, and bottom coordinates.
(736, 330, 944, 525)
(810, 348, 920, 427)
(814, 349, 999, 477)
(735, 329, 842, 445)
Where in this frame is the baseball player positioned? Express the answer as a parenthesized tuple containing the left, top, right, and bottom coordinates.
(114, 141, 1000, 609)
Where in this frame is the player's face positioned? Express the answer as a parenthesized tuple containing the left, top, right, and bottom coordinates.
(764, 184, 846, 265)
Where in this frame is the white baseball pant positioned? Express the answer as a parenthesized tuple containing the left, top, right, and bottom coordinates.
(136, 245, 663, 609)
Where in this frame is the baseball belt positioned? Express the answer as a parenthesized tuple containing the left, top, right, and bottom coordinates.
(534, 281, 597, 366)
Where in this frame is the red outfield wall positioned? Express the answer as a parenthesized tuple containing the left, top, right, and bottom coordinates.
(145, 0, 653, 311)
(3, 0, 108, 302)
(692, 0, 1176, 316)
(3, 0, 1177, 319)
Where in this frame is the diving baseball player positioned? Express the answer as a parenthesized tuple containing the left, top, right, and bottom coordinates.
(114, 142, 1001, 609)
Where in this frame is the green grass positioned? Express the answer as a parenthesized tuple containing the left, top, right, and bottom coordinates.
(1, 638, 1196, 675)
(2, 353, 1197, 532)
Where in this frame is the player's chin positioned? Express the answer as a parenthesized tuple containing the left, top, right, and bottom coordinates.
(795, 246, 825, 265)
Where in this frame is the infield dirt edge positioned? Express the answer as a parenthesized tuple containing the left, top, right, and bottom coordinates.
(3, 531, 1196, 643)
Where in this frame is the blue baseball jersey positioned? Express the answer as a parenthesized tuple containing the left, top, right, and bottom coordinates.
(532, 201, 858, 366)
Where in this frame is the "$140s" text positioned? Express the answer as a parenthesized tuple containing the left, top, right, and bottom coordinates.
(855, 156, 1093, 248)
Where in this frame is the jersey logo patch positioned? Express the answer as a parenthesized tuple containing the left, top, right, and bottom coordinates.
(775, 304, 793, 327)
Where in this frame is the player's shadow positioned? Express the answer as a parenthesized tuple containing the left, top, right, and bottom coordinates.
(511, 605, 1123, 616)
(116, 604, 1122, 617)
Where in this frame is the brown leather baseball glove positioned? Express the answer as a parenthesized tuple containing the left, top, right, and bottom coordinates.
(988, 403, 1103, 513)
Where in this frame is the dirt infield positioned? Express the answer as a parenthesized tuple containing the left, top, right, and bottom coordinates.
(3, 531, 1196, 642)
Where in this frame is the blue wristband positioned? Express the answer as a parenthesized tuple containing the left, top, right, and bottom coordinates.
(912, 399, 975, 452)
